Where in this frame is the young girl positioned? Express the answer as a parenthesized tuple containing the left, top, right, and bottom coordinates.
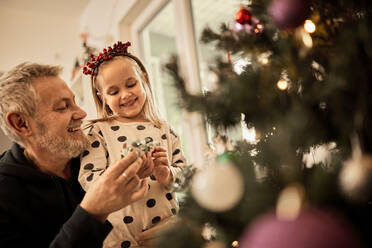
(78, 41, 186, 248)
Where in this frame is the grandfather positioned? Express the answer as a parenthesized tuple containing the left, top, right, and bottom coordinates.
(0, 62, 147, 247)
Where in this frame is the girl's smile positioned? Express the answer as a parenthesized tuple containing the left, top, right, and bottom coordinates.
(97, 57, 147, 122)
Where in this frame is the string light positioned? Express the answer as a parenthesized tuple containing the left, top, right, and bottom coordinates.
(302, 31, 313, 48)
(232, 240, 239, 247)
(277, 79, 288, 90)
(260, 57, 269, 65)
(304, 20, 316, 33)
(258, 52, 271, 65)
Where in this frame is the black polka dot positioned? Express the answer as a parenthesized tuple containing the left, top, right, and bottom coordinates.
(170, 129, 177, 137)
(171, 208, 177, 215)
(175, 178, 181, 184)
(146, 199, 156, 208)
(91, 141, 100, 148)
(88, 133, 93, 136)
(175, 159, 183, 164)
(150, 175, 156, 181)
(82, 150, 90, 157)
(145, 137, 153, 143)
(87, 173, 93, 181)
(121, 240, 131, 248)
(148, 184, 151, 190)
(106, 151, 109, 158)
(172, 149, 180, 156)
(117, 136, 127, 142)
(166, 193, 173, 200)
(123, 216, 133, 224)
(152, 216, 161, 224)
(161, 134, 167, 140)
(137, 125, 146, 130)
(83, 163, 94, 170)
(111, 126, 120, 131)
(98, 130, 103, 137)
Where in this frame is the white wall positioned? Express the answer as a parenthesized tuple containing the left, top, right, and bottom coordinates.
(0, 5, 81, 82)
(79, 0, 137, 49)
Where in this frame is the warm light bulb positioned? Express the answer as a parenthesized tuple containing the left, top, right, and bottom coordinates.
(302, 31, 313, 48)
(277, 79, 288, 90)
(232, 240, 239, 247)
(258, 52, 271, 65)
(261, 57, 269, 65)
(304, 20, 316, 33)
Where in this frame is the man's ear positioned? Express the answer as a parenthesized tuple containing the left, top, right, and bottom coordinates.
(6, 111, 32, 137)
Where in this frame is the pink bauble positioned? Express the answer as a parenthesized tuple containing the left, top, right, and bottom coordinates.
(240, 208, 363, 248)
(268, 0, 310, 29)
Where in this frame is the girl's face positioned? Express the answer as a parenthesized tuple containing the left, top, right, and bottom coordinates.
(97, 57, 147, 122)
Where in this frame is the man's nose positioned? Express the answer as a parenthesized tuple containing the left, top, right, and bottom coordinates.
(73, 105, 87, 120)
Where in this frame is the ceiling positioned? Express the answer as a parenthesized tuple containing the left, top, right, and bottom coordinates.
(0, 0, 90, 17)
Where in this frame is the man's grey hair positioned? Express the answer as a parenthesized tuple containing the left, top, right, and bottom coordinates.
(0, 62, 62, 146)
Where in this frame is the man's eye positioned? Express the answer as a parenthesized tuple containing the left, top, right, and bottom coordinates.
(57, 104, 69, 111)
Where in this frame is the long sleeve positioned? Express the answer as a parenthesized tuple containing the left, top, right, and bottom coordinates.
(78, 125, 109, 191)
(49, 206, 112, 248)
(0, 205, 112, 248)
(167, 127, 186, 182)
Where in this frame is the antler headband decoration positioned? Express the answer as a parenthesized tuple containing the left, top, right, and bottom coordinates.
(82, 41, 131, 75)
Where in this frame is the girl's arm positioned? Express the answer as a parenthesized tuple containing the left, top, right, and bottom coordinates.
(168, 127, 186, 183)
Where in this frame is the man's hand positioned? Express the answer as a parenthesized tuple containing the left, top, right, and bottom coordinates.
(152, 147, 171, 186)
(137, 151, 154, 179)
(80, 151, 147, 223)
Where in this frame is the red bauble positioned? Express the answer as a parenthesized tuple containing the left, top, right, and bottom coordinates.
(239, 208, 363, 248)
(235, 7, 252, 25)
(268, 0, 310, 29)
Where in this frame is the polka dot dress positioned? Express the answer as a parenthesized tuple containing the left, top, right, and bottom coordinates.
(78, 121, 186, 248)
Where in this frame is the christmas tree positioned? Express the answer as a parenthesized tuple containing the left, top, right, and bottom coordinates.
(159, 0, 372, 247)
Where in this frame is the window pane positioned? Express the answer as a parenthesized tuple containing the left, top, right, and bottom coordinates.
(140, 1, 190, 159)
(191, 0, 247, 143)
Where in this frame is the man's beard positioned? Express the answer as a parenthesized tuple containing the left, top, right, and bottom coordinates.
(36, 121, 90, 158)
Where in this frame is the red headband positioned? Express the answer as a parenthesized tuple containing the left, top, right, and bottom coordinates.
(82, 41, 131, 75)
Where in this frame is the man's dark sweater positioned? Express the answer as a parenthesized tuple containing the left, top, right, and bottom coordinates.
(0, 143, 112, 247)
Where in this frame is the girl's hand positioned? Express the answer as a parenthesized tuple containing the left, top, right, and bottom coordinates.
(137, 151, 154, 179)
(152, 146, 172, 186)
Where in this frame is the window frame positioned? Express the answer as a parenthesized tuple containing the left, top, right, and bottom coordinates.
(120, 0, 207, 165)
